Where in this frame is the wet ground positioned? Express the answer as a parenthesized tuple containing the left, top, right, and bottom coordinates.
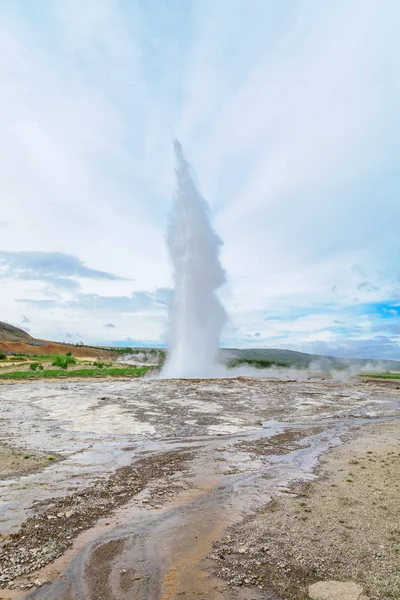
(0, 376, 399, 599)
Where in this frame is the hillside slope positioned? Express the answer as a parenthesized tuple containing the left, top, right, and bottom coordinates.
(0, 321, 113, 358)
(220, 347, 400, 371)
(0, 321, 32, 342)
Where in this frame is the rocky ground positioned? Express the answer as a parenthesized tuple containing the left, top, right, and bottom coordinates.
(210, 420, 400, 600)
(0, 376, 399, 599)
(0, 450, 193, 590)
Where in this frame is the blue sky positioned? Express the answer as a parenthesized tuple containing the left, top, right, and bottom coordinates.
(0, 0, 399, 359)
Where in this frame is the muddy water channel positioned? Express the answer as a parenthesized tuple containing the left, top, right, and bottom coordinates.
(0, 377, 399, 599)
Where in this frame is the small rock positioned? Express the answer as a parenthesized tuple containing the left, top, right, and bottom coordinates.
(47, 515, 57, 520)
(65, 511, 73, 518)
(57, 513, 64, 518)
(308, 581, 368, 600)
(238, 547, 247, 554)
(34, 580, 42, 587)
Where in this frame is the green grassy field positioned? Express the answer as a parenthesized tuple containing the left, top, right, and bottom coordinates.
(0, 366, 149, 380)
(362, 372, 400, 379)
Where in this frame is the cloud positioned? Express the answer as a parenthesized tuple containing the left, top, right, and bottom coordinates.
(293, 337, 400, 361)
(114, 338, 166, 348)
(352, 265, 367, 277)
(0, 251, 126, 283)
(357, 281, 380, 293)
(105, 323, 116, 328)
(0, 1, 399, 357)
(18, 288, 172, 314)
(16, 299, 56, 308)
(67, 288, 171, 313)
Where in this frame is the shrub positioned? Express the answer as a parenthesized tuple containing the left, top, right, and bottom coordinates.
(52, 354, 77, 369)
(66, 351, 72, 356)
(30, 362, 40, 371)
(0, 351, 6, 360)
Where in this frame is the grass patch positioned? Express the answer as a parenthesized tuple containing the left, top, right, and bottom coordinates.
(52, 354, 77, 369)
(29, 362, 43, 371)
(362, 372, 400, 379)
(0, 366, 148, 380)
(93, 360, 113, 368)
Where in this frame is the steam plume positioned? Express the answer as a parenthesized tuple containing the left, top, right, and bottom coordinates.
(162, 140, 226, 378)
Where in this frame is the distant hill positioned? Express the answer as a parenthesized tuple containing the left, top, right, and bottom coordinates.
(219, 347, 400, 372)
(107, 346, 400, 372)
(0, 321, 113, 359)
(1, 320, 399, 371)
(0, 321, 32, 342)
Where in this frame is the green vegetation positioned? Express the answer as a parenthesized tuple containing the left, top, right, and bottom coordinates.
(22, 354, 59, 362)
(0, 351, 6, 360)
(29, 362, 44, 371)
(362, 372, 400, 379)
(93, 360, 105, 368)
(227, 357, 287, 369)
(93, 360, 112, 368)
(83, 345, 166, 357)
(0, 366, 148, 380)
(52, 354, 77, 369)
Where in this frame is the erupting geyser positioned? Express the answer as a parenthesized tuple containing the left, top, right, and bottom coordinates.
(162, 140, 227, 378)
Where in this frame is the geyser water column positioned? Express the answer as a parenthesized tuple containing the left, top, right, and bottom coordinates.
(162, 140, 227, 378)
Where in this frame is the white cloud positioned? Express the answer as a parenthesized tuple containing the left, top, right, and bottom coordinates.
(0, 0, 399, 357)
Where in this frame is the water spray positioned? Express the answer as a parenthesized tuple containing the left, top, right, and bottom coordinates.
(162, 140, 226, 378)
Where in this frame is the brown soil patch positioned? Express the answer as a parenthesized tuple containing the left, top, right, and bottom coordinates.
(0, 340, 114, 359)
